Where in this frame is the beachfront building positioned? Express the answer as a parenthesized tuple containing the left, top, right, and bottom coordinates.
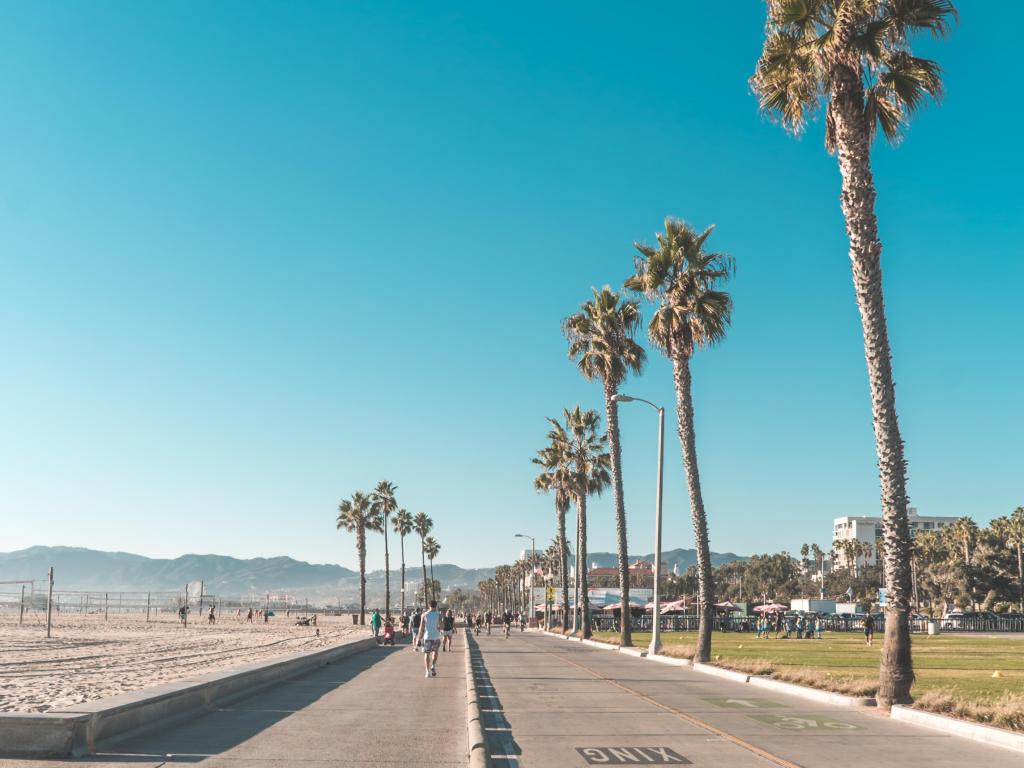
(832, 508, 958, 568)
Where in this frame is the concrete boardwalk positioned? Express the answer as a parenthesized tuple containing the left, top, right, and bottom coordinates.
(2, 635, 465, 767)
(471, 631, 1021, 768)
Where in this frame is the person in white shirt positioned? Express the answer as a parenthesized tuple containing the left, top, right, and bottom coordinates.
(417, 600, 442, 678)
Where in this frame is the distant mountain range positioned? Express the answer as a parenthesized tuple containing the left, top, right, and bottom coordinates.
(0, 545, 745, 606)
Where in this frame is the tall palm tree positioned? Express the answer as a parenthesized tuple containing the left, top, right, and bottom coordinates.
(424, 536, 441, 601)
(393, 509, 414, 616)
(533, 448, 573, 632)
(947, 517, 978, 608)
(751, 0, 958, 707)
(1007, 509, 1024, 612)
(370, 481, 399, 620)
(336, 491, 382, 625)
(564, 287, 646, 647)
(413, 512, 433, 604)
(543, 406, 611, 638)
(626, 217, 733, 663)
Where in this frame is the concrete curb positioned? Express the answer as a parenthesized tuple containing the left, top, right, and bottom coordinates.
(464, 629, 489, 768)
(646, 653, 691, 667)
(0, 635, 378, 758)
(692, 662, 750, 684)
(892, 705, 1024, 755)
(581, 638, 617, 651)
(746, 675, 876, 707)
(618, 646, 648, 658)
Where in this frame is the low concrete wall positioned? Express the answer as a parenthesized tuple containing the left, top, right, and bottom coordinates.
(692, 662, 750, 684)
(464, 630, 490, 768)
(891, 705, 1024, 754)
(0, 635, 378, 759)
(746, 675, 875, 707)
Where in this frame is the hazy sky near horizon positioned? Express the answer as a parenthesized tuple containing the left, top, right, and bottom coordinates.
(1, 2, 1020, 573)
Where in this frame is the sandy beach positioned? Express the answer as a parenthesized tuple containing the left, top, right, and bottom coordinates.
(0, 610, 370, 713)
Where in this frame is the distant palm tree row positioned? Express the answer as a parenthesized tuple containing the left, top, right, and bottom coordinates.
(530, 0, 959, 709)
(335, 481, 442, 624)
(533, 219, 732, 660)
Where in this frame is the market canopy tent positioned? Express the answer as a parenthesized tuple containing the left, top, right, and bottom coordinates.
(714, 601, 742, 612)
(753, 603, 788, 613)
(645, 598, 691, 614)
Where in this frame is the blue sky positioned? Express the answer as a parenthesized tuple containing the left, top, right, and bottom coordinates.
(1, 2, 1020, 572)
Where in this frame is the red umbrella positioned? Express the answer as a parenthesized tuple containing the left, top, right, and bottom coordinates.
(715, 601, 742, 612)
(753, 603, 787, 613)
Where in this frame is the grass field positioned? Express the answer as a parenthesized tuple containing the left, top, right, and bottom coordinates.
(592, 630, 1024, 730)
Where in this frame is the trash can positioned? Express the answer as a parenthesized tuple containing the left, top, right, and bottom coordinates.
(927, 621, 939, 635)
(351, 613, 360, 625)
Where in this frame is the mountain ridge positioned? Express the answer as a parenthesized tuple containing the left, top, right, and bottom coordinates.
(0, 545, 746, 604)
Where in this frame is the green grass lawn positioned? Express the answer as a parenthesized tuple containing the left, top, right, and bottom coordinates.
(592, 630, 1024, 701)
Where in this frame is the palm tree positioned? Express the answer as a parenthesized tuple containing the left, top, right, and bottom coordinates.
(626, 218, 733, 663)
(533, 448, 573, 632)
(336, 491, 382, 625)
(393, 509, 414, 616)
(751, 0, 958, 707)
(564, 287, 646, 646)
(424, 536, 441, 601)
(370, 481, 399, 620)
(1007, 509, 1024, 612)
(542, 406, 611, 638)
(413, 512, 433, 604)
(947, 517, 978, 609)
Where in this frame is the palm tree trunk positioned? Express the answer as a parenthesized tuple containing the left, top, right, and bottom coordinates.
(1016, 543, 1022, 613)
(578, 493, 591, 639)
(604, 383, 632, 647)
(830, 61, 914, 707)
(671, 353, 714, 662)
(420, 539, 428, 607)
(557, 506, 569, 632)
(357, 527, 367, 626)
(383, 518, 391, 620)
(573, 503, 581, 634)
(429, 558, 435, 601)
(399, 534, 406, 617)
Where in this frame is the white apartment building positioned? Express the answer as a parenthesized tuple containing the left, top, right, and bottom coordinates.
(832, 507, 959, 568)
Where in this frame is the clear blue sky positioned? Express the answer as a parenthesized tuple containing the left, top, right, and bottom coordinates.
(1, 2, 1020, 572)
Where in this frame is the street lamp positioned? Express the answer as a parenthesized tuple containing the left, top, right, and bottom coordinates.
(612, 393, 665, 656)
(515, 533, 536, 629)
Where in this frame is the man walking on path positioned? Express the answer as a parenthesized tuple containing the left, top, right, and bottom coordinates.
(411, 608, 422, 648)
(442, 609, 455, 652)
(370, 609, 382, 639)
(417, 599, 442, 677)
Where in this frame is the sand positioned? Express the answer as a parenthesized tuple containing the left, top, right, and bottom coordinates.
(0, 610, 370, 713)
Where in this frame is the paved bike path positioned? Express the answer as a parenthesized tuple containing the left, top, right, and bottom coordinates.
(472, 631, 1021, 768)
(1, 635, 465, 767)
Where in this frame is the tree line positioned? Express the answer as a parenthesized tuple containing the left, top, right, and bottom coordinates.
(335, 481, 443, 624)
(503, 1, 974, 709)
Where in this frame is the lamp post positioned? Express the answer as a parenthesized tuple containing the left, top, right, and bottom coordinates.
(515, 533, 536, 628)
(612, 394, 665, 656)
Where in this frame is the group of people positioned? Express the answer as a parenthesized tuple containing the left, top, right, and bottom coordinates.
(467, 610, 527, 638)
(364, 603, 458, 678)
(755, 612, 822, 640)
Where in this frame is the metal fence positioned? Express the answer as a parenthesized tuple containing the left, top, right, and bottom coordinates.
(589, 612, 1024, 634)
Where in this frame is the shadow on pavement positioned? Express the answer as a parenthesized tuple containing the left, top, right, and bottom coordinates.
(466, 633, 522, 768)
(94, 640, 407, 764)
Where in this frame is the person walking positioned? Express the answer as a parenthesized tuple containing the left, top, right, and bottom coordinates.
(863, 613, 875, 647)
(441, 609, 455, 652)
(417, 600, 442, 678)
(411, 608, 422, 649)
(502, 610, 512, 638)
(485, 610, 492, 635)
(370, 609, 382, 640)
(399, 611, 409, 638)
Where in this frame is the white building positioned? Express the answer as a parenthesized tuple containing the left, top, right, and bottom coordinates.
(832, 508, 958, 568)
